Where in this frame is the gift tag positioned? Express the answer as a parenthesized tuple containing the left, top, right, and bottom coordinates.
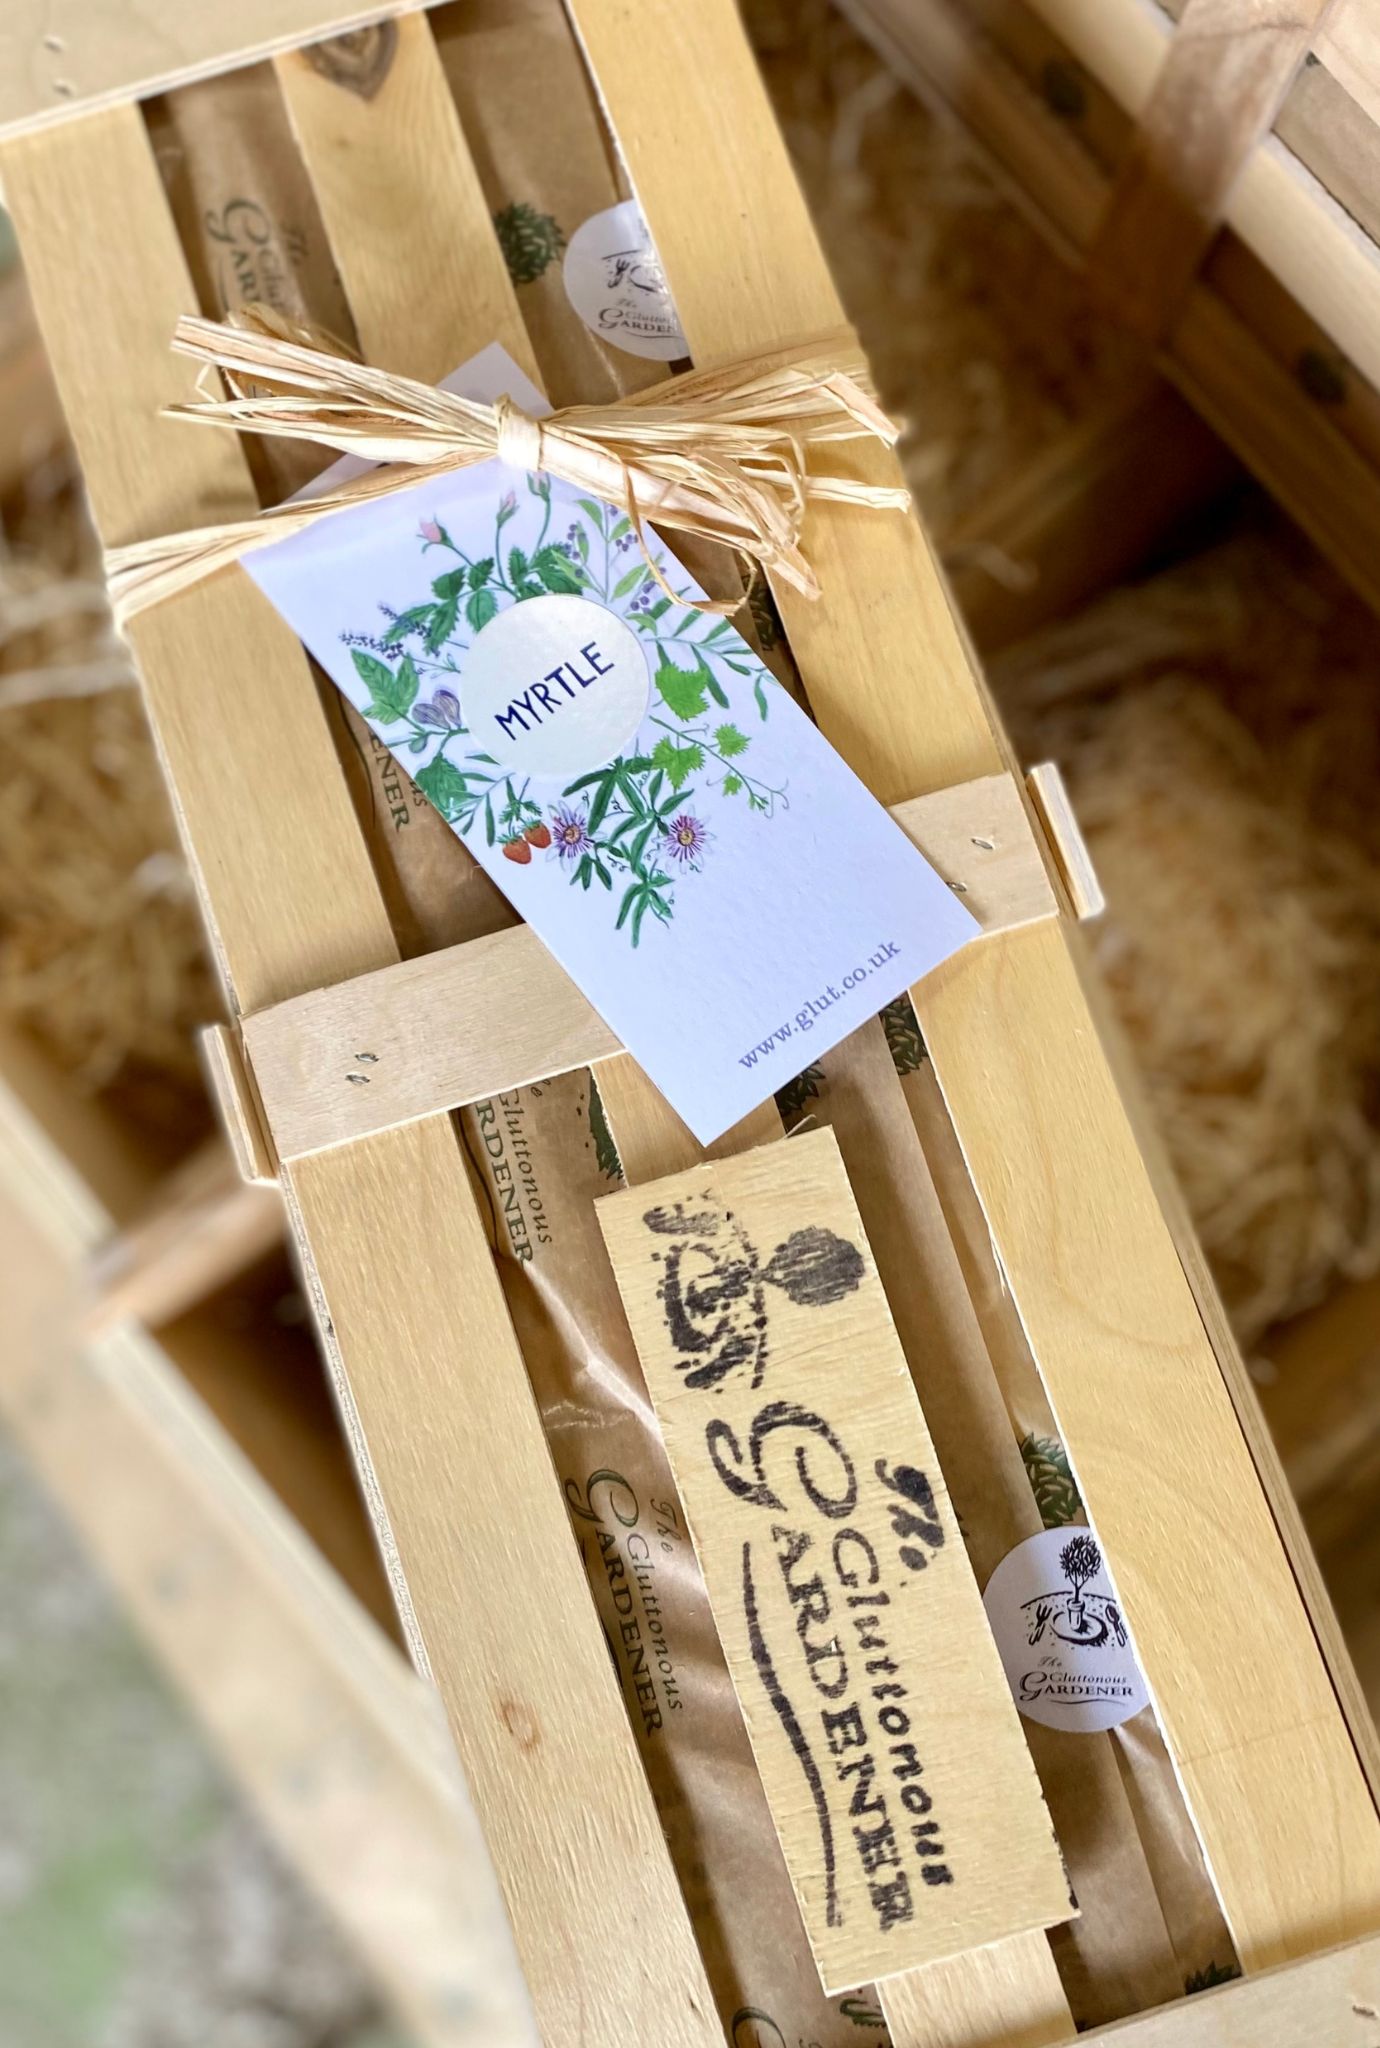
(244, 346, 977, 1144)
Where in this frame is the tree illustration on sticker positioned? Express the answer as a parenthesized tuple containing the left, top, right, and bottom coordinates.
(1059, 1532, 1101, 1631)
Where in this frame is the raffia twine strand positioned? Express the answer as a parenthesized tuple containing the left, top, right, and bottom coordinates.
(104, 315, 908, 629)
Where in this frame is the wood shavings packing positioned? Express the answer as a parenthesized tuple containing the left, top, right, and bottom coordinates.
(0, 472, 218, 1142)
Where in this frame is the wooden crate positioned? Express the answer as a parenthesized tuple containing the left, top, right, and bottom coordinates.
(835, 0, 1380, 620)
(2, 4, 1380, 2045)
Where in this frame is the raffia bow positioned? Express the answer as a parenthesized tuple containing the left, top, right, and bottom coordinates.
(104, 313, 909, 627)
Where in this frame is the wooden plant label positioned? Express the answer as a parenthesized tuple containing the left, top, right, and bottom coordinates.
(598, 1127, 1072, 1993)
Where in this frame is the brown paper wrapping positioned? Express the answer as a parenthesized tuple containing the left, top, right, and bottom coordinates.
(155, 12, 1236, 2038)
(902, 1052, 1240, 1999)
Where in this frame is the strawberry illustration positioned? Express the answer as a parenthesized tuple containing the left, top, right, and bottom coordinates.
(502, 837, 532, 864)
(525, 822, 552, 849)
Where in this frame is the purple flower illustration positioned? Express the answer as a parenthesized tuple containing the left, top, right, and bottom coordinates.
(550, 803, 591, 860)
(414, 689, 462, 729)
(418, 517, 444, 545)
(664, 813, 711, 868)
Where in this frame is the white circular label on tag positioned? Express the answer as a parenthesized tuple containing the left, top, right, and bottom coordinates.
(462, 593, 650, 779)
(983, 1526, 1150, 1733)
(563, 200, 688, 361)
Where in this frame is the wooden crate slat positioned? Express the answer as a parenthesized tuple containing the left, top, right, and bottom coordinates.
(239, 773, 1060, 1162)
(274, 14, 540, 388)
(0, 2, 417, 139)
(1088, 0, 1335, 340)
(564, 0, 1380, 1970)
(1, 84, 723, 2048)
(283, 1123, 721, 2047)
(0, 109, 399, 1014)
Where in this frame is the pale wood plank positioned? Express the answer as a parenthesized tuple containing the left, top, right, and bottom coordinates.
(285, 1121, 720, 2046)
(1089, 0, 1336, 340)
(240, 774, 1055, 1162)
(0, 4, 421, 139)
(275, 14, 540, 387)
(0, 111, 398, 1013)
(1075, 1930, 1380, 2047)
(566, 0, 1380, 1971)
(598, 1129, 1071, 1991)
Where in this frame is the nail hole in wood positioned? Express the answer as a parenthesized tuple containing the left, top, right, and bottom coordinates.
(971, 835, 995, 851)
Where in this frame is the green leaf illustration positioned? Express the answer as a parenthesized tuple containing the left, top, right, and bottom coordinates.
(534, 544, 584, 595)
(508, 546, 529, 584)
(492, 200, 566, 285)
(881, 996, 926, 1076)
(425, 596, 459, 652)
(352, 647, 418, 724)
(776, 1065, 824, 1123)
(414, 753, 470, 822)
(432, 567, 469, 598)
(722, 772, 743, 795)
(651, 736, 704, 791)
(466, 587, 498, 633)
(468, 557, 494, 589)
(1020, 1433, 1082, 1529)
(588, 1077, 623, 1181)
(714, 723, 749, 758)
(654, 657, 709, 722)
(612, 563, 648, 600)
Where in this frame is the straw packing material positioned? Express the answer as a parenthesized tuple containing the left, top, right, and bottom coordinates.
(0, 478, 218, 1135)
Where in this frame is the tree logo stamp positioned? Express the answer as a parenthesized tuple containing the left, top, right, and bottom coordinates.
(984, 1525, 1151, 1732)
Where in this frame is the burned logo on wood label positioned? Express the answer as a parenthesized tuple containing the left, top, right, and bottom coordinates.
(599, 1129, 1070, 1993)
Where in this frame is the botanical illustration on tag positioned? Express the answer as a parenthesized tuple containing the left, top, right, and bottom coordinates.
(346, 488, 783, 944)
(245, 344, 976, 1143)
(984, 1526, 1151, 1733)
(599, 1132, 1071, 1992)
(563, 198, 688, 360)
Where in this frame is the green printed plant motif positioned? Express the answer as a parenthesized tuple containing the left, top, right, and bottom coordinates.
(493, 200, 566, 284)
(1020, 1432, 1082, 1529)
(342, 480, 786, 946)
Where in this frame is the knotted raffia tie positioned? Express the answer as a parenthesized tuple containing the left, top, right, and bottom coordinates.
(104, 311, 909, 627)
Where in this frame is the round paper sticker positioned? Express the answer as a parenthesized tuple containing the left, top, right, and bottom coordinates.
(461, 593, 651, 780)
(983, 1526, 1150, 1733)
(563, 200, 688, 362)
